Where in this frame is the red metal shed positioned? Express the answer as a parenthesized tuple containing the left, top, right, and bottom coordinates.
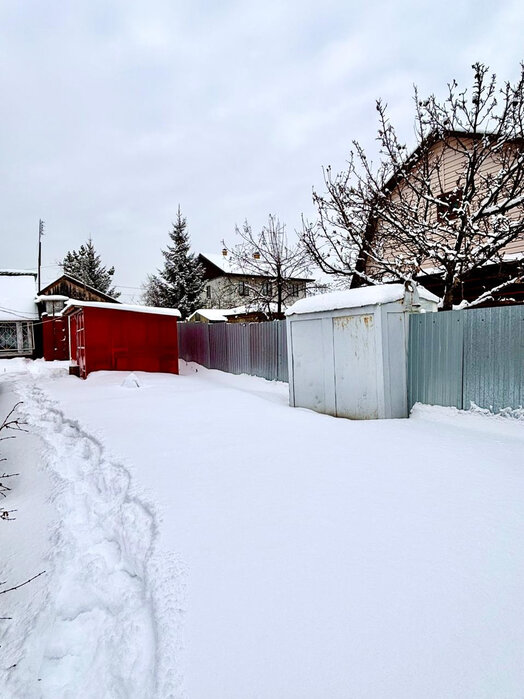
(62, 301, 181, 378)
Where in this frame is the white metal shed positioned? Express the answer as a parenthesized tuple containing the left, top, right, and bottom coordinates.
(285, 284, 439, 420)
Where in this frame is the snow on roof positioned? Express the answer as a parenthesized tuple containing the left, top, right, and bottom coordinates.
(200, 253, 242, 275)
(189, 309, 228, 322)
(62, 300, 181, 318)
(35, 295, 70, 303)
(188, 304, 283, 322)
(0, 269, 37, 276)
(285, 283, 440, 316)
(0, 273, 39, 321)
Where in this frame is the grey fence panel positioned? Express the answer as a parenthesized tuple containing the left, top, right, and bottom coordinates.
(408, 311, 465, 409)
(227, 323, 251, 375)
(408, 304, 524, 412)
(178, 319, 287, 382)
(178, 322, 210, 367)
(250, 322, 278, 380)
(209, 323, 229, 372)
(463, 305, 524, 411)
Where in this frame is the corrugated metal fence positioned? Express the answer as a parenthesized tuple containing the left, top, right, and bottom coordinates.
(178, 321, 288, 382)
(179, 308, 523, 412)
(408, 304, 524, 411)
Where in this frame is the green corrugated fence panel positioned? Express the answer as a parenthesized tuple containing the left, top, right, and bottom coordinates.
(409, 304, 524, 412)
(463, 305, 524, 411)
(408, 311, 464, 410)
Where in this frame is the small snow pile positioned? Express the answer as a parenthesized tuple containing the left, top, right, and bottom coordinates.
(121, 372, 141, 388)
(469, 401, 524, 421)
(0, 358, 69, 377)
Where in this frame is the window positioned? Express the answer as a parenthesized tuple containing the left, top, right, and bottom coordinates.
(21, 323, 33, 351)
(238, 281, 248, 296)
(436, 188, 463, 223)
(0, 323, 17, 351)
(0, 322, 34, 355)
(291, 284, 300, 297)
(261, 282, 271, 296)
(45, 300, 66, 316)
(206, 285, 211, 299)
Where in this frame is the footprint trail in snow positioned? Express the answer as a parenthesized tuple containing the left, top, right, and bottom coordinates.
(12, 381, 185, 699)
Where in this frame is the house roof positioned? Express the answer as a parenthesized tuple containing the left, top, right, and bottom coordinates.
(0, 272, 39, 321)
(38, 273, 120, 303)
(199, 253, 312, 281)
(62, 300, 181, 318)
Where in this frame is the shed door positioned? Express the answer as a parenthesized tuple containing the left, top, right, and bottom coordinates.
(333, 314, 378, 419)
(291, 318, 327, 413)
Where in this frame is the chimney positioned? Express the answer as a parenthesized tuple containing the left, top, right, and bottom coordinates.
(253, 251, 260, 260)
(222, 248, 228, 257)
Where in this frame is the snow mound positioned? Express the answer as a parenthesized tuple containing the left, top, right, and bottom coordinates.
(0, 358, 70, 377)
(121, 372, 141, 388)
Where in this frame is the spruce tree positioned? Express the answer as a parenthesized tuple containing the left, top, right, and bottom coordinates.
(144, 208, 204, 318)
(62, 238, 119, 297)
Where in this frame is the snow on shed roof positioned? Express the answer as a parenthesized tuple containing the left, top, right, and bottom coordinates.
(35, 294, 70, 303)
(62, 300, 181, 317)
(285, 283, 440, 316)
(0, 273, 39, 321)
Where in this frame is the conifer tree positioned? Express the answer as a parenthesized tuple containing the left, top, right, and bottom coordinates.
(143, 208, 204, 318)
(62, 238, 119, 297)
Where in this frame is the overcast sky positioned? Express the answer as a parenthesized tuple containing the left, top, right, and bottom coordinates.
(1, 0, 523, 301)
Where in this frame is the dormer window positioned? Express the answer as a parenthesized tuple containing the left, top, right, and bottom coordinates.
(437, 188, 463, 223)
(45, 300, 66, 316)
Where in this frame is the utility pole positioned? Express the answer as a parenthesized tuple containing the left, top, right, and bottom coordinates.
(37, 219, 44, 292)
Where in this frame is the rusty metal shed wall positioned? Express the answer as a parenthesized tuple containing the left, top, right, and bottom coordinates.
(178, 320, 288, 382)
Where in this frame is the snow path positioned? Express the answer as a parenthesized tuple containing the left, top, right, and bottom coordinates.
(4, 359, 524, 697)
(10, 378, 184, 699)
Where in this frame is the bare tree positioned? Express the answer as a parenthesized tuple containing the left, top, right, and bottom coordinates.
(302, 63, 524, 310)
(0, 404, 45, 603)
(223, 215, 311, 317)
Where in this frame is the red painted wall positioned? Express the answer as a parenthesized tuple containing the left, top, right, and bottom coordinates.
(70, 306, 179, 378)
(42, 316, 69, 361)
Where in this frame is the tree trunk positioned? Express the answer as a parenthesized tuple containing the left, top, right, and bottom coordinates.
(441, 271, 458, 311)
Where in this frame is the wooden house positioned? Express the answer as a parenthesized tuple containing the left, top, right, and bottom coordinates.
(362, 131, 524, 307)
(37, 274, 120, 361)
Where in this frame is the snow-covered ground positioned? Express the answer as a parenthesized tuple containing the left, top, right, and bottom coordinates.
(1, 358, 524, 698)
